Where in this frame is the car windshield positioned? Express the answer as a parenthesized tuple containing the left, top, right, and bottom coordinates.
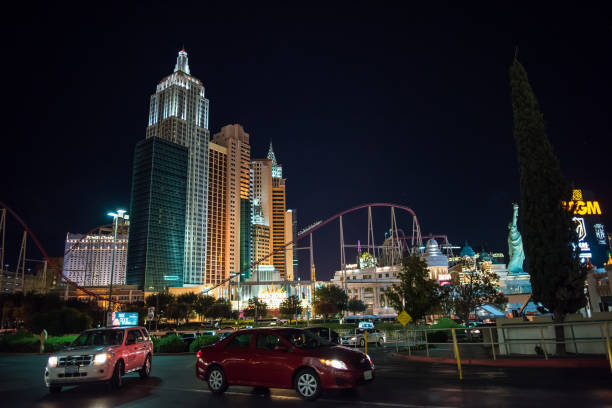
(71, 330, 124, 347)
(283, 329, 333, 349)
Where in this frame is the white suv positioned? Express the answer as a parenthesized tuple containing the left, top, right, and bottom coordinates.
(44, 326, 153, 393)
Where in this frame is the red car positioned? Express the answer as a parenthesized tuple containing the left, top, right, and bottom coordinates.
(195, 327, 375, 400)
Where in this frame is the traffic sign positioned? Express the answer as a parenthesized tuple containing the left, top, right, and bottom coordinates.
(397, 311, 412, 326)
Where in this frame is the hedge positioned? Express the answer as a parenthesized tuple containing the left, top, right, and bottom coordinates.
(189, 335, 218, 353)
(153, 335, 187, 353)
(0, 332, 78, 353)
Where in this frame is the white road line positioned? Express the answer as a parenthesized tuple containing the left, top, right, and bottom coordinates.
(134, 384, 456, 408)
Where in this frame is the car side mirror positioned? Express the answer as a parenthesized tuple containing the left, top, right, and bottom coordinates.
(273, 345, 288, 352)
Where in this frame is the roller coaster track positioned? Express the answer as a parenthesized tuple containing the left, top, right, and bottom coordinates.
(1, 201, 420, 301)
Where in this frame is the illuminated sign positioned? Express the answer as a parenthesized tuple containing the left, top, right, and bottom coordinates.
(573, 217, 587, 241)
(594, 224, 607, 245)
(562, 201, 602, 215)
(359, 252, 376, 268)
(258, 286, 287, 309)
(111, 312, 138, 327)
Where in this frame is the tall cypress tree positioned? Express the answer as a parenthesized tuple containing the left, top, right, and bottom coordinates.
(510, 59, 585, 351)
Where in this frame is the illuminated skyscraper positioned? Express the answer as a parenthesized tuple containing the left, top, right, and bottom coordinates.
(212, 124, 252, 280)
(206, 142, 227, 286)
(253, 142, 293, 279)
(126, 137, 188, 291)
(145, 50, 210, 285)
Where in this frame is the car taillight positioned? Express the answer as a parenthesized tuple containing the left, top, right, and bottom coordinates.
(196, 350, 202, 359)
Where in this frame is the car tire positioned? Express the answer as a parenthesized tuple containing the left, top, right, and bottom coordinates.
(294, 368, 321, 401)
(139, 355, 152, 378)
(377, 339, 383, 347)
(49, 385, 61, 393)
(359, 338, 365, 348)
(207, 366, 228, 394)
(110, 360, 123, 389)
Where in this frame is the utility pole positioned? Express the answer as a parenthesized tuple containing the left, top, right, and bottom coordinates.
(106, 210, 128, 326)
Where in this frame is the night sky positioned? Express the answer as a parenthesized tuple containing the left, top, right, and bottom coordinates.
(1, 2, 611, 281)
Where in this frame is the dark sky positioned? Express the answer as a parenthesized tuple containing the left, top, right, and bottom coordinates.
(1, 2, 611, 281)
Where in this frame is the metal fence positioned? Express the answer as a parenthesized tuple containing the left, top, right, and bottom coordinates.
(334, 321, 612, 379)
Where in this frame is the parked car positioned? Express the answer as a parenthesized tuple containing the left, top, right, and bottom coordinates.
(195, 328, 375, 401)
(304, 327, 341, 344)
(44, 326, 153, 393)
(340, 329, 385, 347)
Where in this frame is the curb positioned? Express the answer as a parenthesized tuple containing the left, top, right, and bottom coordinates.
(391, 353, 610, 368)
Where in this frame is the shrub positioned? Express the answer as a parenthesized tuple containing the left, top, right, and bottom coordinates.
(155, 335, 187, 353)
(0, 333, 39, 352)
(45, 335, 78, 352)
(189, 335, 218, 353)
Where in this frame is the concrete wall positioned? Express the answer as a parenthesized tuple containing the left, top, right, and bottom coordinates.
(497, 312, 612, 355)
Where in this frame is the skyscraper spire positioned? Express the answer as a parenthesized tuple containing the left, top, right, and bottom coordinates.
(174, 49, 190, 75)
(266, 140, 277, 165)
(267, 140, 283, 178)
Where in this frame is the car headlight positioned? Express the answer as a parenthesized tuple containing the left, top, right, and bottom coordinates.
(350, 337, 356, 341)
(48, 356, 58, 368)
(94, 353, 110, 365)
(320, 359, 348, 370)
(473, 329, 481, 334)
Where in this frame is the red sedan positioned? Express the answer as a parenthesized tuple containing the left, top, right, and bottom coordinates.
(195, 327, 375, 400)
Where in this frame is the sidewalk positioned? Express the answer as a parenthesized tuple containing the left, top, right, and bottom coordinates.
(392, 352, 611, 368)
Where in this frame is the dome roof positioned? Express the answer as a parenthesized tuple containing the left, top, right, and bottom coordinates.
(424, 239, 448, 267)
(460, 241, 475, 258)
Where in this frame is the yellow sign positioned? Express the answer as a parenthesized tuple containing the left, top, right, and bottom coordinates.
(562, 201, 602, 215)
(397, 311, 412, 326)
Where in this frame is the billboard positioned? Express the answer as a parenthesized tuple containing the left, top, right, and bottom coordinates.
(566, 190, 610, 267)
(110, 312, 139, 327)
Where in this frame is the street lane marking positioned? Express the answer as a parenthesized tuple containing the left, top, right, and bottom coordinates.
(132, 384, 457, 408)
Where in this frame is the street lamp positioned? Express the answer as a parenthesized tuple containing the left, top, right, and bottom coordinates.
(106, 209, 128, 326)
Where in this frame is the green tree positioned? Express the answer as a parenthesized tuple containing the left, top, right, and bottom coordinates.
(510, 58, 586, 353)
(176, 293, 199, 322)
(145, 292, 174, 324)
(243, 297, 268, 320)
(194, 295, 216, 322)
(450, 261, 506, 333)
(279, 295, 303, 321)
(208, 299, 232, 320)
(313, 301, 338, 319)
(386, 255, 438, 323)
(347, 298, 367, 315)
(313, 284, 348, 315)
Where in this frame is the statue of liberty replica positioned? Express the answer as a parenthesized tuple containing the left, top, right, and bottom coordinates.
(508, 203, 526, 274)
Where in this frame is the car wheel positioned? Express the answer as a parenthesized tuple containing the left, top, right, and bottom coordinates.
(377, 338, 383, 347)
(207, 366, 228, 394)
(294, 368, 321, 401)
(49, 385, 61, 393)
(110, 360, 123, 389)
(139, 355, 152, 378)
(359, 338, 365, 347)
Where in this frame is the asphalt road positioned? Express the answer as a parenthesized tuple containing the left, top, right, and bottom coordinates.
(0, 350, 611, 408)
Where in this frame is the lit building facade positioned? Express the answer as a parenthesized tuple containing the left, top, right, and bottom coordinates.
(126, 137, 188, 292)
(330, 260, 401, 316)
(63, 230, 128, 287)
(213, 124, 252, 280)
(206, 142, 228, 286)
(145, 50, 210, 285)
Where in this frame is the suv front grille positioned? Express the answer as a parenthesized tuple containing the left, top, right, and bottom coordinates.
(58, 355, 94, 367)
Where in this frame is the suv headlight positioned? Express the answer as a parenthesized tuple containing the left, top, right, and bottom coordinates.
(320, 359, 348, 370)
(94, 353, 110, 365)
(48, 356, 58, 368)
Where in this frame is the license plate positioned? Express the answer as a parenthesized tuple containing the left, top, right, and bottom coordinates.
(364, 370, 373, 380)
(65, 365, 79, 375)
